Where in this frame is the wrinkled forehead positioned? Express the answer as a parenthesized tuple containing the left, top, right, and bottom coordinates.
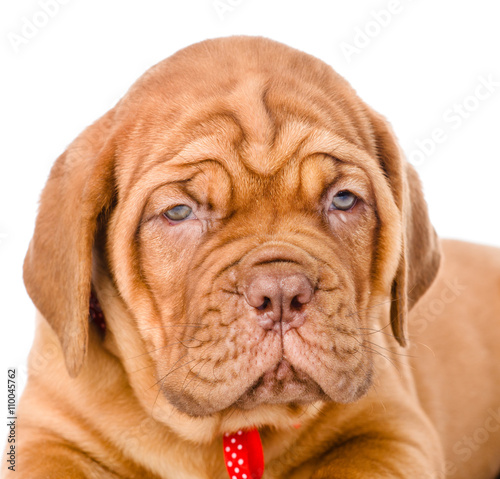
(112, 37, 380, 201)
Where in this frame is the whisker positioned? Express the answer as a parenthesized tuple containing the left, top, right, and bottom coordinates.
(149, 354, 192, 390)
(180, 342, 219, 396)
(362, 339, 417, 359)
(355, 327, 395, 339)
(150, 356, 200, 415)
(126, 338, 192, 360)
(345, 298, 396, 318)
(138, 324, 208, 331)
(180, 358, 211, 395)
(342, 331, 405, 373)
(359, 344, 403, 371)
(129, 363, 156, 374)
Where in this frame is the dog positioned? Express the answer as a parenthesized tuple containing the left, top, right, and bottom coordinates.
(3, 36, 500, 479)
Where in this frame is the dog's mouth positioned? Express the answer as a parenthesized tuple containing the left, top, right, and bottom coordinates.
(235, 359, 329, 410)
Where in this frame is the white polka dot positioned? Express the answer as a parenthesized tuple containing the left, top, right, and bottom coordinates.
(237, 444, 242, 450)
(235, 467, 240, 473)
(238, 458, 244, 465)
(243, 474, 247, 479)
(231, 438, 236, 443)
(225, 447, 230, 452)
(227, 461, 232, 467)
(224, 432, 229, 437)
(237, 430, 243, 435)
(232, 476, 237, 479)
(232, 452, 237, 458)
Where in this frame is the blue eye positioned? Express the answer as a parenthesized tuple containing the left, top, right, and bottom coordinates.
(164, 205, 193, 221)
(330, 191, 357, 211)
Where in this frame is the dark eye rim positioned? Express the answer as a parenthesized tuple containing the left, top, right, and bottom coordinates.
(329, 190, 358, 211)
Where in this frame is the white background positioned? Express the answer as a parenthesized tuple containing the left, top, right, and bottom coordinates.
(1, 0, 499, 449)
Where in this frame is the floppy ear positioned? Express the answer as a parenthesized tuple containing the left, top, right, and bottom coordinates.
(369, 111, 441, 346)
(23, 109, 117, 377)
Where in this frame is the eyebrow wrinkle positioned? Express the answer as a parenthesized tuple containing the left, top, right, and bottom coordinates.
(125, 148, 185, 202)
(223, 77, 278, 175)
(223, 110, 246, 150)
(261, 86, 277, 150)
(181, 183, 205, 207)
(125, 109, 242, 194)
(134, 157, 237, 227)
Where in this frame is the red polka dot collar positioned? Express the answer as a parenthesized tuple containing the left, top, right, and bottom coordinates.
(223, 428, 264, 479)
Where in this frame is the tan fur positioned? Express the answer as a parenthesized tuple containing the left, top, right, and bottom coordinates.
(3, 37, 500, 479)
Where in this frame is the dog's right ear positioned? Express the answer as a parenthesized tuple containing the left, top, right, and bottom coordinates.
(23, 109, 117, 377)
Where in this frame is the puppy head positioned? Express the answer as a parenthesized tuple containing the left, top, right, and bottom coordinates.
(24, 37, 440, 419)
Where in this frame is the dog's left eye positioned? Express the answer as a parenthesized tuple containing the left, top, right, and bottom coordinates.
(330, 191, 357, 211)
(164, 205, 193, 222)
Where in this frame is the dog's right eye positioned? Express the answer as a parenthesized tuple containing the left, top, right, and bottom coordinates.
(164, 205, 193, 222)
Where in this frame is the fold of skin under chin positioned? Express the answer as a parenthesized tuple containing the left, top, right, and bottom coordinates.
(150, 396, 328, 445)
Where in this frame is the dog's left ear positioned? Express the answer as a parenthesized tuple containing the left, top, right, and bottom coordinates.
(368, 110, 441, 346)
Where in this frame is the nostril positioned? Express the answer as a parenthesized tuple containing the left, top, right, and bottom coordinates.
(290, 295, 305, 311)
(257, 297, 271, 311)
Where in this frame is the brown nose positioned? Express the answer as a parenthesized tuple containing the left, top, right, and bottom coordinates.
(244, 272, 313, 332)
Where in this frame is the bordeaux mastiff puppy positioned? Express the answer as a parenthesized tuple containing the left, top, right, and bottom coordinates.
(3, 36, 500, 479)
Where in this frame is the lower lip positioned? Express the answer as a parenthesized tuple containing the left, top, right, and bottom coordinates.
(236, 358, 327, 406)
